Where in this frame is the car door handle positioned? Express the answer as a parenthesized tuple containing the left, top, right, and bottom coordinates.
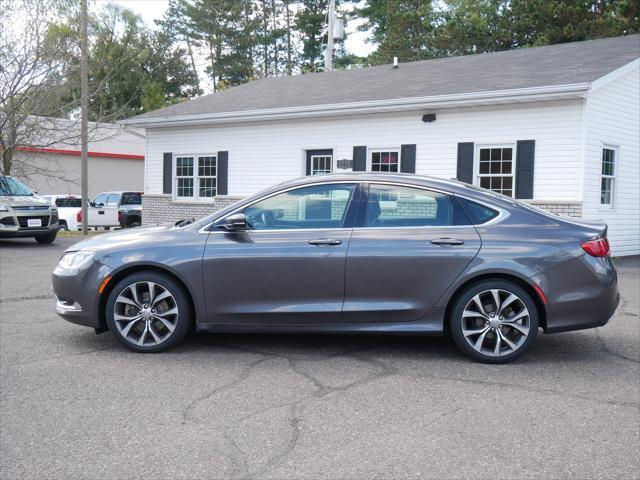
(429, 238, 465, 246)
(308, 238, 342, 246)
(98, 211, 105, 215)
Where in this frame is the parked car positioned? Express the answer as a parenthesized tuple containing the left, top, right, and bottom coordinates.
(76, 191, 142, 230)
(0, 175, 59, 243)
(40, 195, 82, 231)
(52, 174, 619, 363)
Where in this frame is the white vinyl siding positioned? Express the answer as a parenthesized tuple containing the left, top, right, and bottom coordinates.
(582, 64, 640, 256)
(145, 99, 584, 201)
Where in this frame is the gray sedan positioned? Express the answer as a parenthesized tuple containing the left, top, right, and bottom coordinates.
(52, 174, 619, 363)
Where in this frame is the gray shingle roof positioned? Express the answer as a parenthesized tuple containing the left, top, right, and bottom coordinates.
(132, 34, 639, 121)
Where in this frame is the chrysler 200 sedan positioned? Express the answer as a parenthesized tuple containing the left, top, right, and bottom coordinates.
(52, 174, 619, 363)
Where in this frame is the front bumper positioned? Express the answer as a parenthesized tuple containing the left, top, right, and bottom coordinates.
(52, 261, 113, 328)
(0, 209, 58, 238)
(540, 254, 619, 333)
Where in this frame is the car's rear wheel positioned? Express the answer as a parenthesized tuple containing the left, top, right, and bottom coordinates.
(35, 231, 57, 244)
(105, 271, 192, 353)
(450, 280, 538, 364)
(58, 221, 68, 231)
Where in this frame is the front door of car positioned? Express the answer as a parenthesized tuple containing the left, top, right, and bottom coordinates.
(202, 182, 360, 324)
(343, 183, 481, 323)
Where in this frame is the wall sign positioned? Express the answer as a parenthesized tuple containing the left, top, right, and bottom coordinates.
(336, 158, 353, 170)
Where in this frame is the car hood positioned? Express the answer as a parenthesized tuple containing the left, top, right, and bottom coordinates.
(0, 195, 50, 208)
(66, 223, 184, 253)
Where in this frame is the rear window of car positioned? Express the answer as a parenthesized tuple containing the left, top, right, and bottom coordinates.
(55, 197, 82, 208)
(121, 192, 142, 205)
(457, 197, 500, 225)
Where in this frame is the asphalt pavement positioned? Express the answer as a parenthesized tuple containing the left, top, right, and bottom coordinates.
(1, 236, 638, 480)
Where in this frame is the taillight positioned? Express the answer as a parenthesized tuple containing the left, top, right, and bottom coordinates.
(581, 237, 610, 257)
(76, 210, 82, 223)
(118, 210, 123, 224)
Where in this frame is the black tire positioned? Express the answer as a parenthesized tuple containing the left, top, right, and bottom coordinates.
(58, 221, 68, 231)
(35, 231, 57, 244)
(449, 280, 539, 364)
(105, 271, 193, 353)
(127, 220, 141, 228)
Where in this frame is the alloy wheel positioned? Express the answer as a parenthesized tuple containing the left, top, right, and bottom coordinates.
(113, 281, 179, 347)
(460, 288, 530, 357)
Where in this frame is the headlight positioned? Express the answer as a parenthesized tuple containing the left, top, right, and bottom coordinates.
(54, 251, 95, 276)
(0, 204, 8, 212)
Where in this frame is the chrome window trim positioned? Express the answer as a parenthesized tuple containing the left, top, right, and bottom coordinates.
(198, 179, 506, 234)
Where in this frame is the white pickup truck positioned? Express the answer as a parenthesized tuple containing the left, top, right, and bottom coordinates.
(77, 191, 142, 230)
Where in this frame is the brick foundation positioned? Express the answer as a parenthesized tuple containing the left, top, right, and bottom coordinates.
(142, 194, 583, 226)
(525, 201, 582, 218)
(142, 194, 244, 226)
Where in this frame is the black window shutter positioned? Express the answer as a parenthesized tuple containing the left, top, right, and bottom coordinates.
(400, 144, 416, 173)
(306, 154, 312, 175)
(217, 151, 228, 195)
(353, 146, 367, 171)
(162, 152, 172, 194)
(515, 140, 535, 199)
(456, 143, 474, 183)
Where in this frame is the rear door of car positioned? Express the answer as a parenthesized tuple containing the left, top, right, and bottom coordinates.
(343, 182, 481, 323)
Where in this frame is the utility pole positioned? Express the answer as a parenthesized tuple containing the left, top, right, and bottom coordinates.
(324, 0, 336, 71)
(80, 0, 89, 235)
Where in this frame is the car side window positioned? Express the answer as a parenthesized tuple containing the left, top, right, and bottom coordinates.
(106, 194, 120, 207)
(365, 184, 469, 228)
(457, 197, 499, 225)
(243, 183, 356, 230)
(93, 194, 108, 206)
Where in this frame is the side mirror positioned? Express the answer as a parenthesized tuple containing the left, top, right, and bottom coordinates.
(222, 213, 247, 231)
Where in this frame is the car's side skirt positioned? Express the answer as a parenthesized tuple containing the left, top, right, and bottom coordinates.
(195, 307, 445, 335)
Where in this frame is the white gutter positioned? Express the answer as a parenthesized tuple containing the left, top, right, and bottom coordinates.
(120, 83, 591, 128)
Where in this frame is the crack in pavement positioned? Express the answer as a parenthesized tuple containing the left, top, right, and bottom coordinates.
(0, 294, 53, 304)
(595, 328, 640, 364)
(181, 355, 277, 426)
(183, 336, 638, 478)
(0, 346, 116, 368)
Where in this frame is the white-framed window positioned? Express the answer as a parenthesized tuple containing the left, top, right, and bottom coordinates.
(600, 145, 617, 207)
(311, 155, 332, 175)
(175, 154, 217, 200)
(476, 145, 515, 197)
(370, 149, 400, 173)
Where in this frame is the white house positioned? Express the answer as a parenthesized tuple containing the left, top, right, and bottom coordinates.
(122, 35, 640, 256)
(12, 118, 145, 198)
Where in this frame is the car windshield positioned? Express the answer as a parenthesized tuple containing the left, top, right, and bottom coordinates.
(0, 177, 34, 196)
(121, 192, 142, 205)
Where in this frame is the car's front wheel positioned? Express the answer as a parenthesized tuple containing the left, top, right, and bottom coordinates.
(35, 231, 57, 244)
(105, 271, 192, 353)
(450, 280, 539, 364)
